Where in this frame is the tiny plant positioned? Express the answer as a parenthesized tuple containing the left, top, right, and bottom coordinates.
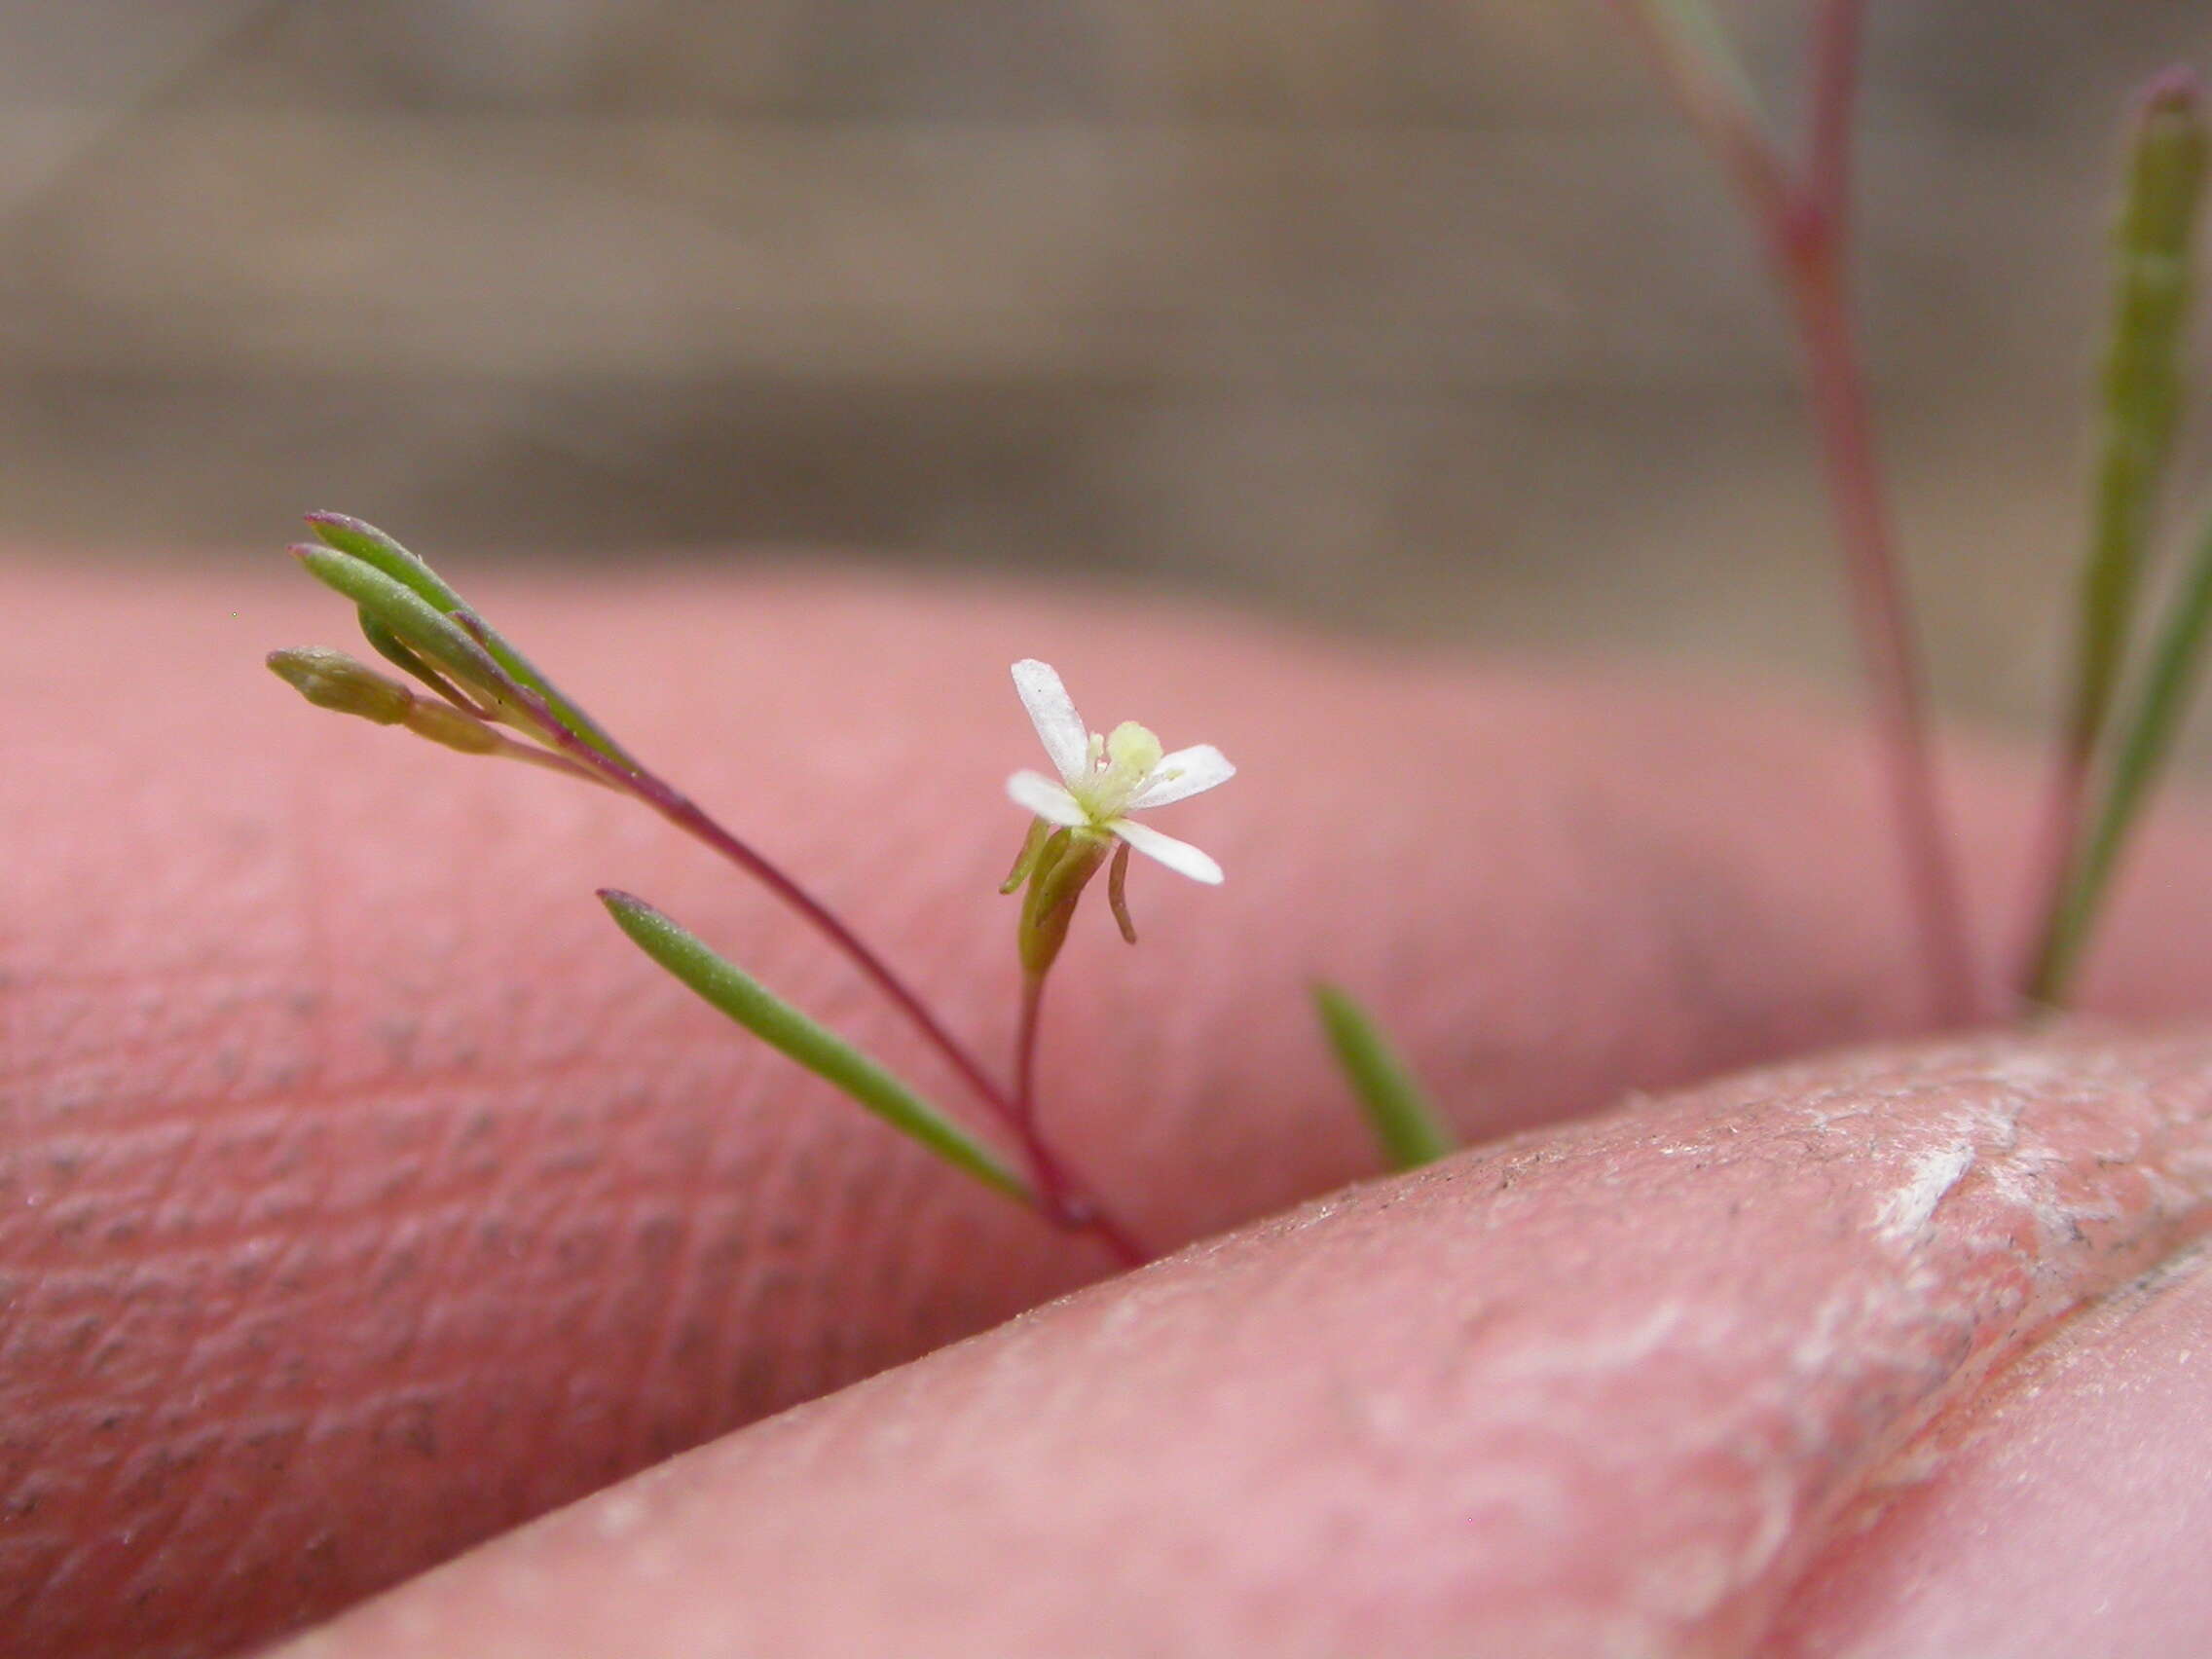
(270, 7, 2212, 1234)
(269, 517, 1223, 1265)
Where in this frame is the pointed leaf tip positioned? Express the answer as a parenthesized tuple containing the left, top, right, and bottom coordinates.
(599, 892, 1031, 1202)
(1312, 982, 1456, 1171)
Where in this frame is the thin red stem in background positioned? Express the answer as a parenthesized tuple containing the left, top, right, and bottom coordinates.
(1622, 0, 1980, 1026)
(1781, 237, 1979, 1027)
(1805, 0, 1865, 230)
(1788, 0, 1977, 1026)
(459, 614, 1148, 1267)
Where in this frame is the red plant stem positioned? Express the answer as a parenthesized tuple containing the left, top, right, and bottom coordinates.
(1805, 0, 1866, 230)
(1778, 231, 1979, 1027)
(1783, 0, 1977, 1025)
(1009, 969, 1148, 1262)
(1624, 0, 1979, 1025)
(457, 616, 1149, 1265)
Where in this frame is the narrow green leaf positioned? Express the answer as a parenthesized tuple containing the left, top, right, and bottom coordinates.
(307, 512, 638, 768)
(2027, 74, 2208, 1008)
(600, 890, 1032, 1202)
(2063, 77, 2207, 783)
(307, 512, 468, 612)
(293, 544, 510, 701)
(1312, 982, 1456, 1171)
(2034, 496, 2212, 1006)
(358, 609, 481, 713)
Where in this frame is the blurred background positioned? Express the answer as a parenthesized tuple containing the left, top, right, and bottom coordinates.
(3, 1, 2210, 723)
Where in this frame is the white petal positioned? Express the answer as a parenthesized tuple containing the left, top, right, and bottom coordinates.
(1011, 659, 1089, 783)
(1110, 817, 1223, 884)
(1007, 770, 1088, 827)
(1127, 744, 1235, 809)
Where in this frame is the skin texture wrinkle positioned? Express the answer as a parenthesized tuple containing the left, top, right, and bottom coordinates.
(1771, 1235, 2212, 1657)
(8, 562, 2212, 1655)
(273, 1032, 2212, 1659)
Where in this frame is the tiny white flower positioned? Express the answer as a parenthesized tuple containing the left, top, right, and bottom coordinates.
(1005, 659, 1235, 884)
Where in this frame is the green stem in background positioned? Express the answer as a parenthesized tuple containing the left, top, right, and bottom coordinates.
(601, 891, 1033, 1202)
(1618, 0, 1978, 1026)
(2030, 498, 2212, 1008)
(2022, 70, 2209, 1010)
(1312, 983, 1457, 1171)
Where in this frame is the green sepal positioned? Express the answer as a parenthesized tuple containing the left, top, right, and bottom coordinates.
(1106, 838, 1137, 944)
(600, 890, 1031, 1202)
(999, 818, 1052, 895)
(1016, 828, 1110, 978)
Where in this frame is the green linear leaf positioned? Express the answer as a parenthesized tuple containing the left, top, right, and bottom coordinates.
(2034, 495, 2212, 1007)
(306, 513, 639, 769)
(2063, 79, 2207, 789)
(307, 512, 467, 612)
(358, 609, 480, 712)
(294, 544, 510, 704)
(2028, 76, 2209, 1008)
(1312, 982, 1457, 1171)
(601, 890, 1032, 1203)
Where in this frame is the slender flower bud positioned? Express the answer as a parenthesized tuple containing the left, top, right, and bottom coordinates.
(269, 645, 533, 762)
(403, 699, 508, 756)
(266, 647, 415, 723)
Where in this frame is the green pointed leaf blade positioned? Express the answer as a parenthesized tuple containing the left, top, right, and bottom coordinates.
(358, 609, 479, 710)
(2027, 73, 2209, 1008)
(2034, 498, 2212, 1007)
(307, 512, 466, 612)
(1312, 982, 1456, 1171)
(293, 544, 508, 698)
(2064, 73, 2207, 767)
(305, 512, 639, 768)
(601, 890, 1031, 1202)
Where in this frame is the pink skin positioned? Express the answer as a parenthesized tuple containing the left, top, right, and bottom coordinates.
(272, 1032, 2212, 1658)
(7, 563, 2212, 1655)
(1774, 1231, 2212, 1658)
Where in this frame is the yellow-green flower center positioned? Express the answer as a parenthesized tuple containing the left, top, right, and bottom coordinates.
(1070, 720, 1161, 821)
